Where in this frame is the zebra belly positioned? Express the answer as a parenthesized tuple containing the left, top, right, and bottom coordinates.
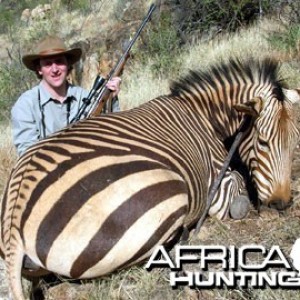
(22, 167, 188, 278)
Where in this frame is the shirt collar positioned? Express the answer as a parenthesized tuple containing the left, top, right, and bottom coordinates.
(38, 82, 77, 106)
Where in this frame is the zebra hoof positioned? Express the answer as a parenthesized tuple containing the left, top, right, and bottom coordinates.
(230, 195, 250, 220)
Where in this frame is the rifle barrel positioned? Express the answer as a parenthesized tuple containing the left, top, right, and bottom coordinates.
(107, 4, 156, 80)
(74, 3, 157, 120)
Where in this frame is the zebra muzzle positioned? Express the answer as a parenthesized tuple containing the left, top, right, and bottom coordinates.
(268, 198, 293, 211)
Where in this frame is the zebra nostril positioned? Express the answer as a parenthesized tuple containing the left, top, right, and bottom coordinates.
(268, 199, 293, 211)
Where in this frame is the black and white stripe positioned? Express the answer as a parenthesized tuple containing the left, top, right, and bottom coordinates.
(1, 57, 299, 299)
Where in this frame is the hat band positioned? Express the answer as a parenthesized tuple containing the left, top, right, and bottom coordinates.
(39, 48, 67, 55)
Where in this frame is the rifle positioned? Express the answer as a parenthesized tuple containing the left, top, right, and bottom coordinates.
(71, 3, 156, 123)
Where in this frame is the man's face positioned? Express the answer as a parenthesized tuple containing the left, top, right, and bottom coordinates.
(38, 55, 69, 89)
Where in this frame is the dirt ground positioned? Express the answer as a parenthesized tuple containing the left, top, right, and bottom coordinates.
(0, 260, 9, 299)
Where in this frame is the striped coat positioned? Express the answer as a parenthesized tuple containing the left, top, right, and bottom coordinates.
(1, 57, 299, 299)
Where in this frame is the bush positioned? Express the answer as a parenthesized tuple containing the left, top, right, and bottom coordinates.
(0, 50, 37, 122)
(60, 0, 94, 13)
(170, 0, 264, 39)
(168, 0, 300, 42)
(134, 12, 182, 76)
(267, 23, 300, 58)
(0, 0, 50, 34)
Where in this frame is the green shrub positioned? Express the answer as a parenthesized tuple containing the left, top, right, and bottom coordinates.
(61, 0, 93, 13)
(171, 0, 266, 37)
(0, 57, 37, 122)
(135, 12, 182, 76)
(0, 0, 50, 34)
(267, 23, 300, 57)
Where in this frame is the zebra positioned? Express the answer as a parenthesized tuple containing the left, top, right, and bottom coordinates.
(1, 57, 299, 299)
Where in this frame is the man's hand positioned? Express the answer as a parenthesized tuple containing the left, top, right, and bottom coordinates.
(106, 77, 122, 97)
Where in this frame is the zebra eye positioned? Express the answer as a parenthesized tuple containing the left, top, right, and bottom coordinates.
(257, 138, 270, 152)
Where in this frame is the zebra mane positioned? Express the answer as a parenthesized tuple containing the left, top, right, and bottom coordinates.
(170, 57, 287, 103)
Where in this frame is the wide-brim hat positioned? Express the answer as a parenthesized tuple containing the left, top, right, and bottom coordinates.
(22, 35, 82, 71)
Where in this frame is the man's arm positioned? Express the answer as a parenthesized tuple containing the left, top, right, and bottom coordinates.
(11, 95, 40, 156)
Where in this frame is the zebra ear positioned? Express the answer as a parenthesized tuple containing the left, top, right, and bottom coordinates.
(283, 88, 300, 104)
(233, 96, 263, 117)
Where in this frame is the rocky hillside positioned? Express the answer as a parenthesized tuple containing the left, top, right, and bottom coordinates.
(0, 0, 298, 119)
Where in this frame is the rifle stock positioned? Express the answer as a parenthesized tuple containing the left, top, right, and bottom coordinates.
(89, 84, 113, 116)
(88, 53, 130, 116)
(85, 3, 156, 118)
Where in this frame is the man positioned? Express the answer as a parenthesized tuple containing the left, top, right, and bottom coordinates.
(11, 35, 121, 156)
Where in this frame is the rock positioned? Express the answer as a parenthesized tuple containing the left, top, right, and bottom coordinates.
(81, 52, 99, 90)
(21, 9, 31, 23)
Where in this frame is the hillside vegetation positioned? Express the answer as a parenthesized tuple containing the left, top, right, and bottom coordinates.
(1, 0, 300, 299)
(0, 0, 300, 119)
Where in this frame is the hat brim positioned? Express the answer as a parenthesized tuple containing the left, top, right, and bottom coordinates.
(22, 48, 82, 71)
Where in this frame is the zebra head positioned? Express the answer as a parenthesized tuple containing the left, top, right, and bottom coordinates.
(235, 88, 300, 211)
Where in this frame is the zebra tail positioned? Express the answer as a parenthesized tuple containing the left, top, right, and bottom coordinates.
(7, 233, 25, 300)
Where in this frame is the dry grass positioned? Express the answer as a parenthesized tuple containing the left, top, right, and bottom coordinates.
(0, 123, 17, 190)
(121, 18, 300, 110)
(121, 62, 170, 110)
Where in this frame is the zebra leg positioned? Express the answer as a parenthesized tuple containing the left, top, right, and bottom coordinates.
(209, 170, 250, 219)
(229, 170, 251, 220)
